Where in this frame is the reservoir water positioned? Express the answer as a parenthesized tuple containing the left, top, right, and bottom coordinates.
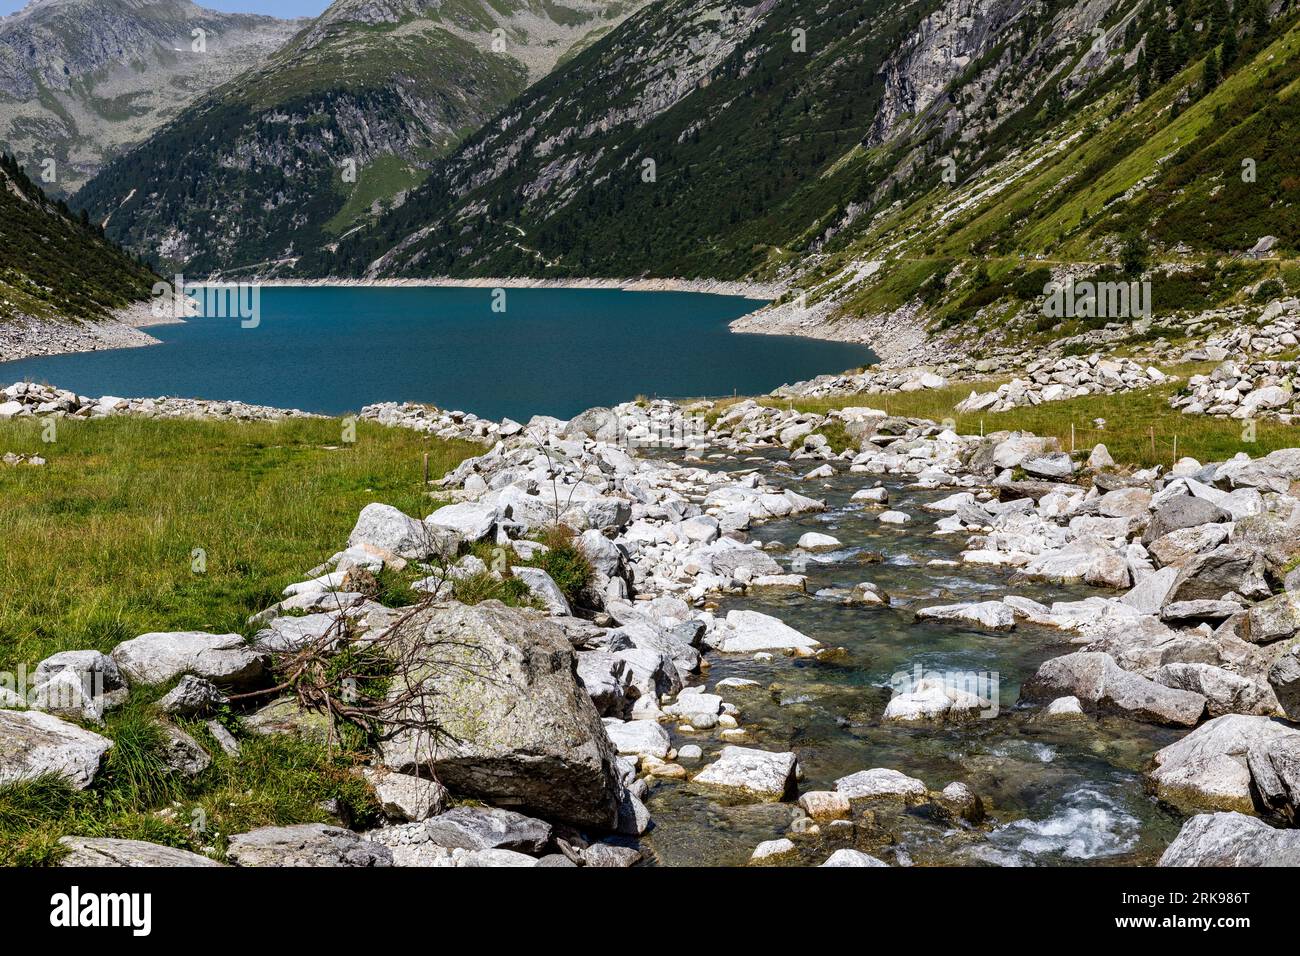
(0, 287, 876, 420)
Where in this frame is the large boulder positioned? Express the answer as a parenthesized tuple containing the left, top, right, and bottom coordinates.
(1244, 594, 1300, 645)
(1021, 652, 1206, 726)
(1148, 714, 1300, 813)
(1231, 511, 1300, 568)
(1214, 448, 1300, 493)
(1246, 734, 1300, 821)
(1159, 812, 1300, 866)
(226, 824, 393, 867)
(575, 652, 634, 717)
(1119, 566, 1179, 615)
(1153, 663, 1272, 718)
(604, 719, 671, 760)
(0, 710, 113, 790)
(489, 483, 631, 533)
(835, 768, 928, 802)
(510, 566, 572, 616)
(379, 601, 622, 829)
(424, 502, 498, 542)
(821, 848, 889, 867)
(706, 545, 783, 580)
(110, 632, 266, 689)
(58, 837, 222, 867)
(1097, 486, 1151, 519)
(992, 435, 1056, 470)
(156, 675, 228, 717)
(157, 721, 211, 776)
(33, 650, 125, 698)
(421, 806, 552, 853)
(1268, 639, 1300, 720)
(1148, 523, 1230, 568)
(1021, 452, 1074, 480)
(1142, 495, 1230, 546)
(362, 768, 449, 822)
(711, 610, 820, 654)
(562, 406, 619, 441)
(883, 678, 989, 723)
(607, 621, 700, 675)
(914, 601, 1015, 631)
(348, 503, 458, 561)
(1165, 544, 1273, 604)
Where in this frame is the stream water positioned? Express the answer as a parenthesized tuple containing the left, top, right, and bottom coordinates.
(642, 451, 1188, 867)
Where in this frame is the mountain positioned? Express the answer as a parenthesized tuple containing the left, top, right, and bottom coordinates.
(0, 151, 154, 328)
(0, 0, 303, 196)
(317, 0, 1127, 279)
(76, 0, 649, 276)
(311, 0, 1293, 362)
(747, 0, 1299, 363)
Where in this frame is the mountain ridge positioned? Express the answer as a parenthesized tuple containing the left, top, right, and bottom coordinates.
(0, 0, 304, 195)
(76, 0, 649, 275)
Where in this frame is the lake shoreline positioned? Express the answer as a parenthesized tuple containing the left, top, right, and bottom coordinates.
(0, 299, 192, 364)
(252, 276, 783, 300)
(0, 284, 875, 419)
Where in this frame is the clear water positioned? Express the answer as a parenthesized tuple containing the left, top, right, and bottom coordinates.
(641, 452, 1188, 867)
(0, 287, 876, 420)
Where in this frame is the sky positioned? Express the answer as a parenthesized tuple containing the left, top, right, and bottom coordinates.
(0, 1, 330, 17)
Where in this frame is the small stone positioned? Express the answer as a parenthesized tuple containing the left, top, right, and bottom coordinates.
(750, 838, 797, 863)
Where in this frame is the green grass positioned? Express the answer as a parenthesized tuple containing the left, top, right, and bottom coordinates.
(521, 526, 595, 605)
(0, 723, 380, 866)
(0, 413, 479, 865)
(0, 415, 480, 670)
(324, 155, 433, 236)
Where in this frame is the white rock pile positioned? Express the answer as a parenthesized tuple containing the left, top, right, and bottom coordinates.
(0, 381, 319, 422)
(772, 364, 947, 399)
(1170, 359, 1297, 421)
(1188, 298, 1300, 360)
(955, 355, 1171, 413)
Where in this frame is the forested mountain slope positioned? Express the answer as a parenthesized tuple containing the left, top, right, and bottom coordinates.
(0, 151, 154, 325)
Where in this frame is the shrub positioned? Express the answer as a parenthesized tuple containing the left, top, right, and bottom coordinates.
(452, 571, 535, 608)
(1255, 278, 1284, 302)
(527, 526, 595, 605)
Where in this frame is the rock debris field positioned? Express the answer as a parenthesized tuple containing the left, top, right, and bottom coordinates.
(4, 383, 1300, 867)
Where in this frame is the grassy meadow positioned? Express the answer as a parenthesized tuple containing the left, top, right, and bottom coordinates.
(0, 415, 479, 672)
(0, 414, 479, 864)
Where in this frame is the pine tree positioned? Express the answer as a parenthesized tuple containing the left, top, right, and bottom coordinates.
(1121, 233, 1148, 276)
(1209, 0, 1230, 43)
(1202, 47, 1221, 96)
(1149, 28, 1175, 82)
(1222, 16, 1238, 67)
(1253, 0, 1270, 40)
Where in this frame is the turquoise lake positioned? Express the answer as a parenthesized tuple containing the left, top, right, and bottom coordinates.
(0, 287, 876, 420)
